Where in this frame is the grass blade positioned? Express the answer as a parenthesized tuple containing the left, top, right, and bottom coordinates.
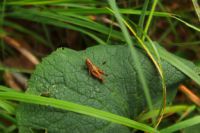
(107, 11, 167, 126)
(191, 0, 200, 21)
(156, 43, 200, 86)
(0, 100, 15, 114)
(172, 15, 200, 32)
(6, 0, 97, 5)
(138, 105, 195, 122)
(108, 0, 153, 121)
(0, 64, 33, 74)
(0, 0, 6, 57)
(0, 111, 17, 124)
(0, 91, 159, 133)
(137, 0, 149, 37)
(47, 8, 172, 17)
(3, 20, 47, 44)
(142, 0, 158, 40)
(7, 8, 123, 42)
(160, 116, 200, 133)
(9, 12, 107, 44)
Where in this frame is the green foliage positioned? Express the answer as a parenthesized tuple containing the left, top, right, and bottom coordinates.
(0, 89, 158, 133)
(16, 44, 193, 133)
(0, 0, 200, 133)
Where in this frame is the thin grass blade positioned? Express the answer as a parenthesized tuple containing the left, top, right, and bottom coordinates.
(160, 116, 200, 133)
(0, 91, 159, 133)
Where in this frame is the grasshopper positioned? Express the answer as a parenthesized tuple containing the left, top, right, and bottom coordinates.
(86, 58, 105, 82)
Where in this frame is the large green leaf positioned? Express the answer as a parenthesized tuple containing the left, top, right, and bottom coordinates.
(17, 45, 193, 133)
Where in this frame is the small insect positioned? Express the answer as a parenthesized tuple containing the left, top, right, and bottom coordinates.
(86, 58, 105, 82)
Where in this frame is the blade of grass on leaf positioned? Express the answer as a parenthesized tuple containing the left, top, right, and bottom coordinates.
(0, 91, 159, 133)
(156, 43, 200, 86)
(108, 0, 154, 121)
(160, 116, 200, 133)
(107, 9, 166, 126)
(125, 21, 166, 128)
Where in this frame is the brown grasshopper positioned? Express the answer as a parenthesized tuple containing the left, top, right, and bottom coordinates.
(86, 58, 105, 82)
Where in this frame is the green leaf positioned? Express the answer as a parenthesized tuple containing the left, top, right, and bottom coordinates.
(17, 45, 193, 133)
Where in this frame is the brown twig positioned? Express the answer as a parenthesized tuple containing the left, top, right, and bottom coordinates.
(1, 35, 39, 91)
(100, 17, 120, 27)
(179, 84, 200, 106)
(2, 36, 39, 65)
(3, 72, 21, 91)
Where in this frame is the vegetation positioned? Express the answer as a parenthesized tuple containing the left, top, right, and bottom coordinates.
(0, 0, 200, 133)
